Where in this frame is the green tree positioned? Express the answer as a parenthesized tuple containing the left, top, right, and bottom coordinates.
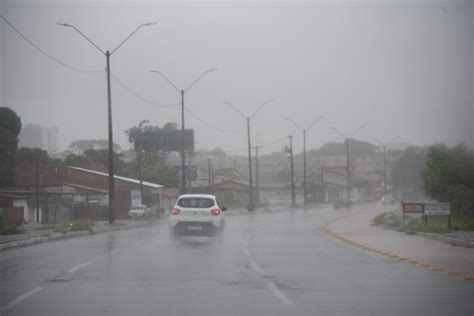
(0, 107, 22, 185)
(16, 147, 53, 164)
(123, 151, 178, 186)
(421, 144, 474, 216)
(68, 139, 122, 153)
(65, 149, 127, 174)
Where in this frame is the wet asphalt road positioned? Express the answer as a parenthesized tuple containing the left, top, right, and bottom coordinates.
(1, 205, 473, 316)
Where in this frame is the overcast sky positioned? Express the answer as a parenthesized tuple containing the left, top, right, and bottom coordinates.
(1, 0, 473, 155)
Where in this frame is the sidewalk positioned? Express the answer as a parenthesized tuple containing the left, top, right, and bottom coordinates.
(0, 219, 158, 251)
(326, 208, 474, 280)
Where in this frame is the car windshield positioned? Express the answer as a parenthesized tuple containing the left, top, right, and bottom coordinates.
(177, 198, 215, 208)
(131, 205, 145, 210)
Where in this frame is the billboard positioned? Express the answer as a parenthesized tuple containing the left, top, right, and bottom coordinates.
(136, 129, 194, 152)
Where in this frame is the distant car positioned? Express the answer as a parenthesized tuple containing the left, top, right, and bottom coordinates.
(169, 194, 227, 237)
(128, 204, 152, 219)
(333, 198, 351, 210)
(380, 195, 395, 205)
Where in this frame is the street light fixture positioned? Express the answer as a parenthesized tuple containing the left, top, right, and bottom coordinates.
(150, 68, 217, 194)
(224, 99, 273, 211)
(59, 22, 156, 224)
(330, 125, 365, 204)
(286, 115, 324, 206)
(369, 135, 400, 196)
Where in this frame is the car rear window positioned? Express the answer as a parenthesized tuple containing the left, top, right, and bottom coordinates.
(177, 198, 215, 208)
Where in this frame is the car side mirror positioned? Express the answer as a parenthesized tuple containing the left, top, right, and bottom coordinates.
(221, 206, 227, 212)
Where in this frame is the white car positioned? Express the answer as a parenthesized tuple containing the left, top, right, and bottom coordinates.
(169, 194, 227, 237)
(128, 204, 151, 219)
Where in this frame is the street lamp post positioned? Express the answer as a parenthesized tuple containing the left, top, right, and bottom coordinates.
(224, 100, 273, 212)
(251, 145, 263, 206)
(288, 135, 296, 207)
(331, 125, 365, 205)
(286, 116, 324, 206)
(369, 136, 400, 195)
(208, 156, 213, 194)
(59, 22, 156, 224)
(150, 69, 217, 195)
(138, 120, 149, 204)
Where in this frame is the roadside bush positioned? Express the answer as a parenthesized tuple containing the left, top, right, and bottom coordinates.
(0, 214, 23, 235)
(372, 211, 402, 229)
(373, 213, 386, 226)
(69, 220, 94, 232)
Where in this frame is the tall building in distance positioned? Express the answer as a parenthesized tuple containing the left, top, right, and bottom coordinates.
(19, 124, 59, 152)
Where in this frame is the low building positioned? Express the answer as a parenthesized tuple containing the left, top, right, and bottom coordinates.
(3, 163, 164, 223)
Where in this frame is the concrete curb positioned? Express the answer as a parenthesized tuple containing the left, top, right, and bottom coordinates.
(322, 215, 474, 283)
(0, 221, 157, 251)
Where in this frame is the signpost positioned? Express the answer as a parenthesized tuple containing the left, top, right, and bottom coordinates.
(402, 202, 451, 228)
(424, 202, 451, 228)
(402, 202, 424, 226)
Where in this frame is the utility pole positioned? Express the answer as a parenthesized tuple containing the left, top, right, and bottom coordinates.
(303, 129, 307, 205)
(59, 22, 156, 224)
(345, 138, 350, 202)
(383, 145, 387, 195)
(181, 89, 186, 194)
(247, 117, 254, 211)
(286, 116, 324, 207)
(289, 135, 296, 208)
(35, 157, 40, 223)
(252, 145, 262, 206)
(150, 69, 217, 195)
(208, 157, 212, 194)
(138, 120, 149, 204)
(331, 125, 365, 206)
(369, 136, 400, 196)
(224, 100, 272, 212)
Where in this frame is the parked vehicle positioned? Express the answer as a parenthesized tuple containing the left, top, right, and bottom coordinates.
(128, 204, 152, 220)
(169, 194, 227, 237)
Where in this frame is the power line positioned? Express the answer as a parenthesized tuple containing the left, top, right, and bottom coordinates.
(184, 106, 239, 134)
(1, 15, 103, 74)
(110, 73, 178, 108)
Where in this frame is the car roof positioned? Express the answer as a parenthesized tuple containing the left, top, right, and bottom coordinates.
(177, 194, 216, 200)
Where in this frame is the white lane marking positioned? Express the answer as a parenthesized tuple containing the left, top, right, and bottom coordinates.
(66, 261, 90, 274)
(267, 282, 294, 305)
(0, 286, 45, 313)
(109, 249, 121, 255)
(250, 260, 263, 273)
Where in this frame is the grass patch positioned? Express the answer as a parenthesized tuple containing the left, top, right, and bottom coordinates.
(53, 220, 95, 234)
(404, 219, 448, 234)
(424, 215, 474, 231)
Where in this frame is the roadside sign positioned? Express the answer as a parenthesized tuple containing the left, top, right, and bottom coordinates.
(424, 202, 451, 216)
(402, 202, 424, 213)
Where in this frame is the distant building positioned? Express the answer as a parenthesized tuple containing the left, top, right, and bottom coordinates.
(19, 124, 58, 152)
